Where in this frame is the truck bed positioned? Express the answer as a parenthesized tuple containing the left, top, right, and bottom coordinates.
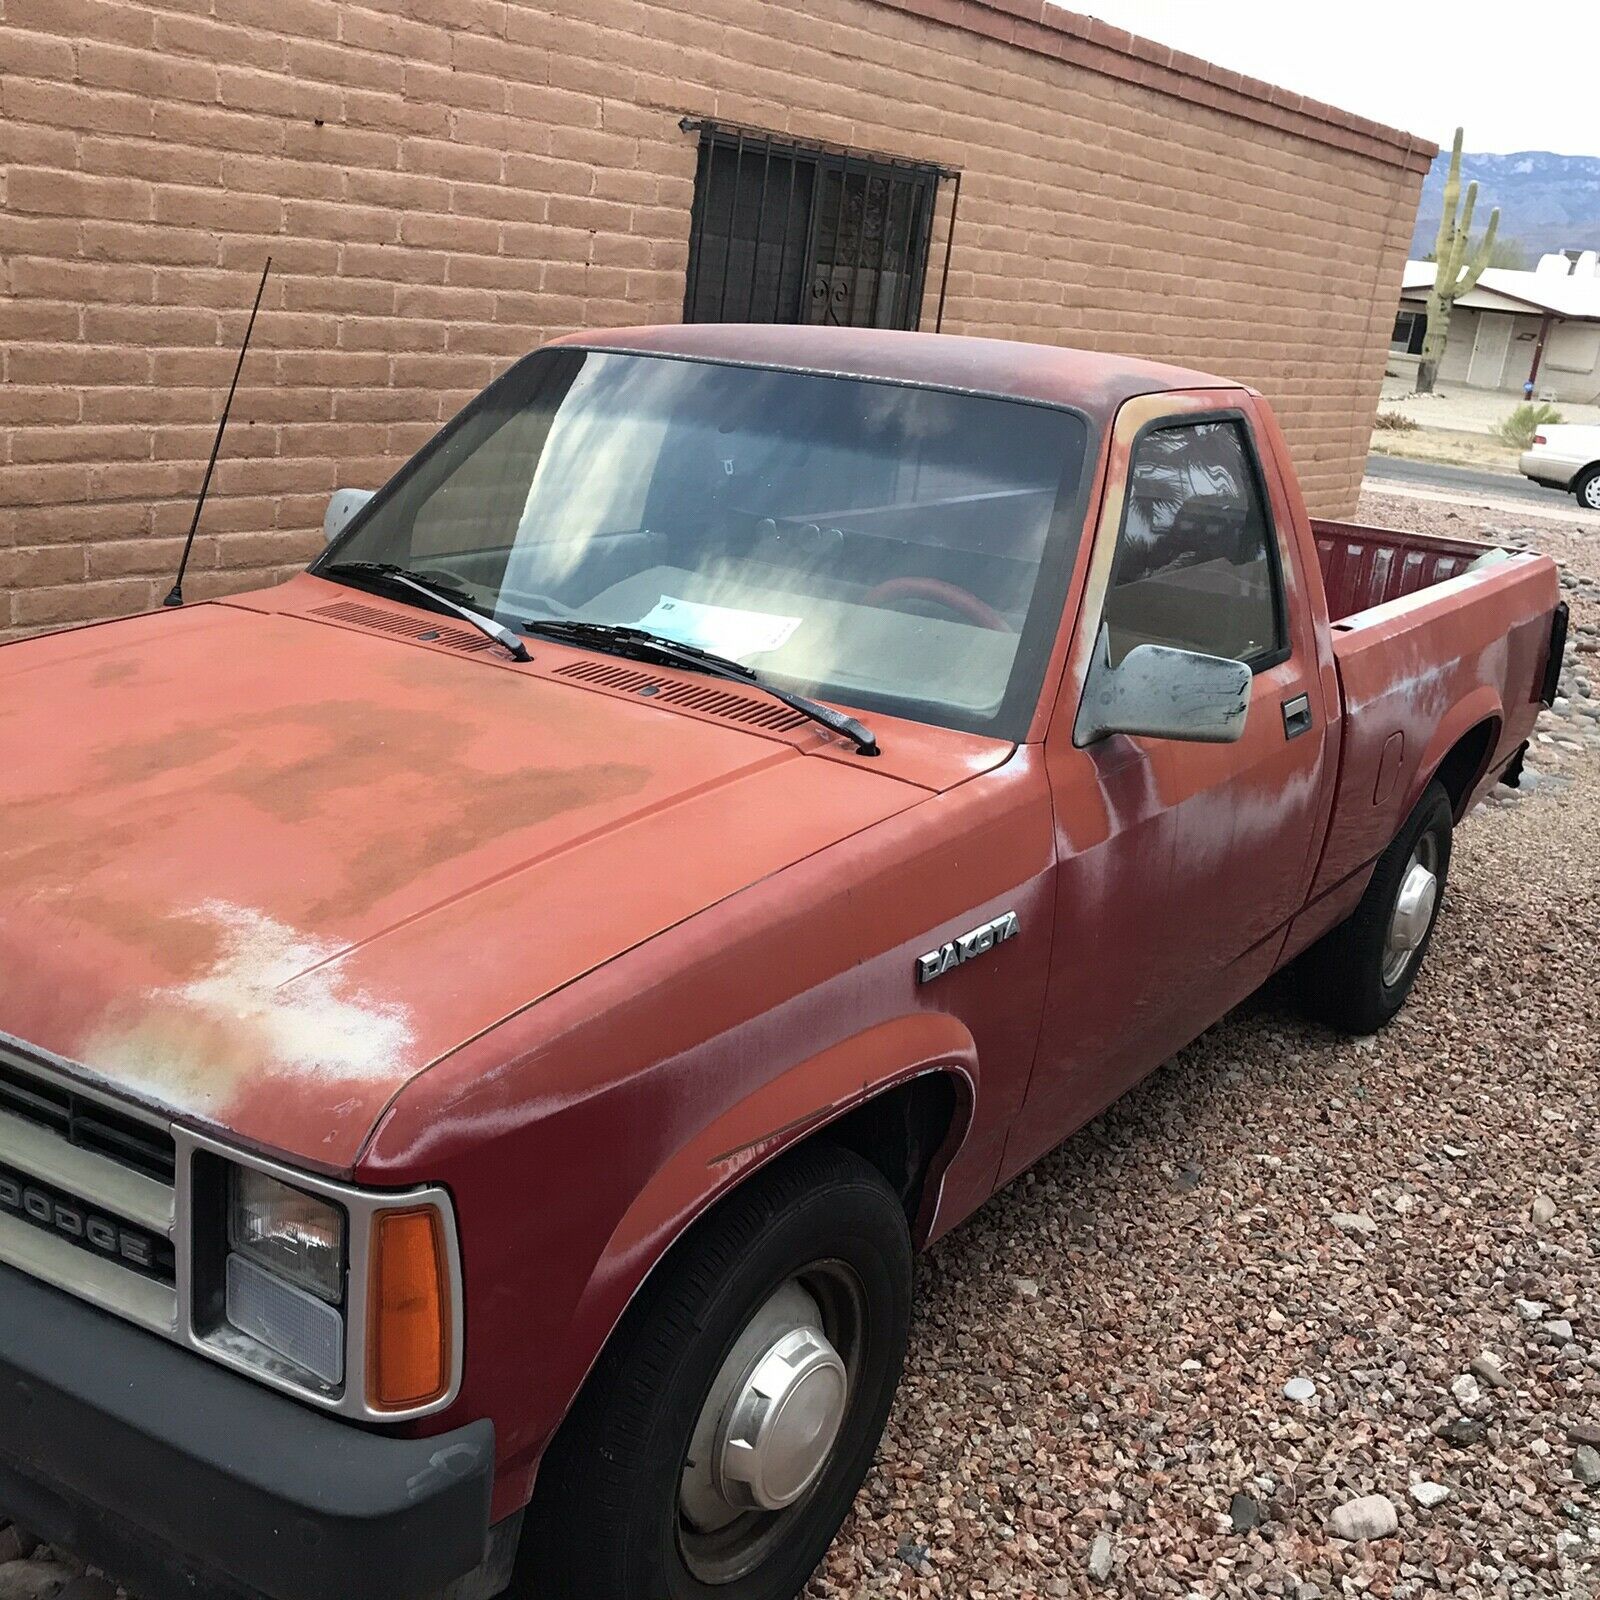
(1306, 519, 1561, 899)
(1310, 519, 1500, 623)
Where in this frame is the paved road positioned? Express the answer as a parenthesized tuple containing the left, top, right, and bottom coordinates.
(1364, 451, 1572, 510)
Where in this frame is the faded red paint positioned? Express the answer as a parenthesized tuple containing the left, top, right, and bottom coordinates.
(0, 594, 946, 1165)
(0, 331, 1561, 1524)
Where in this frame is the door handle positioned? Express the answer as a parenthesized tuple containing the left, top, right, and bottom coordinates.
(1282, 693, 1312, 740)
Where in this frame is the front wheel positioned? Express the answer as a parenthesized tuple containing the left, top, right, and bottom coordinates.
(1574, 466, 1600, 512)
(518, 1144, 913, 1600)
(1298, 780, 1453, 1035)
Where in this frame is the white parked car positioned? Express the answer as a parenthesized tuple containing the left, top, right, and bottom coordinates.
(1521, 423, 1600, 510)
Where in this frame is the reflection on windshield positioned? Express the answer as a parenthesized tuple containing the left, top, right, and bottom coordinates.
(321, 349, 1089, 738)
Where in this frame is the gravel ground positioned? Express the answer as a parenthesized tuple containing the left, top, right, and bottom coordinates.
(3, 491, 1596, 1600)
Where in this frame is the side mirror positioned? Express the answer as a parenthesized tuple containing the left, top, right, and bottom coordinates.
(1075, 626, 1251, 745)
(323, 488, 375, 544)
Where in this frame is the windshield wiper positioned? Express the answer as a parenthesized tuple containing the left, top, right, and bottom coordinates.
(320, 562, 531, 662)
(521, 618, 879, 757)
(521, 619, 756, 676)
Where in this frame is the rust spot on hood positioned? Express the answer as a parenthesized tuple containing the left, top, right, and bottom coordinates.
(91, 657, 140, 688)
(309, 759, 650, 922)
(60, 894, 229, 978)
(93, 725, 232, 784)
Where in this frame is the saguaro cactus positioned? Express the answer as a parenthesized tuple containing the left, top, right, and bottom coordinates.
(1415, 128, 1500, 394)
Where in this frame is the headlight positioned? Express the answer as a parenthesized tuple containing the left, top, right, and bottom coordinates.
(229, 1167, 346, 1303)
(224, 1167, 348, 1388)
(186, 1140, 459, 1419)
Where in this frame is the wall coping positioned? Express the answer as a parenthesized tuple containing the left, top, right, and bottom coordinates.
(873, 0, 1439, 174)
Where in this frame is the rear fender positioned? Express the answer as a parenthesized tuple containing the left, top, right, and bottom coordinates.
(1411, 688, 1503, 821)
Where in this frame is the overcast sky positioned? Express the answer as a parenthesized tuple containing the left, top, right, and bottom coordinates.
(1066, 2, 1600, 158)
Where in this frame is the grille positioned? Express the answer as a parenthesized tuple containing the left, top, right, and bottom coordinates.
(552, 658, 810, 733)
(0, 1159, 176, 1284)
(311, 600, 497, 654)
(0, 1060, 176, 1183)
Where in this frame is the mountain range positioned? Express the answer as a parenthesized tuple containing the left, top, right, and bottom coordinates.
(1409, 150, 1600, 260)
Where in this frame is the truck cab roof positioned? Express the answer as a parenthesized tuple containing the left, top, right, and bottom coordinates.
(549, 324, 1236, 416)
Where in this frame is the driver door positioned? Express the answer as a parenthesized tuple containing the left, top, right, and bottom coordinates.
(1002, 391, 1331, 1177)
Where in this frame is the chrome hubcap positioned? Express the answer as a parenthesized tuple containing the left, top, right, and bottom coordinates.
(679, 1271, 859, 1583)
(1383, 836, 1438, 985)
(718, 1324, 847, 1511)
(1585, 477, 1600, 510)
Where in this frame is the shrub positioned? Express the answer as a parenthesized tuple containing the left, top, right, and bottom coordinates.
(1496, 402, 1564, 449)
(1373, 410, 1419, 432)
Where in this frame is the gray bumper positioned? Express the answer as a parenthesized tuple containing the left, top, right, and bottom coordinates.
(0, 1262, 497, 1600)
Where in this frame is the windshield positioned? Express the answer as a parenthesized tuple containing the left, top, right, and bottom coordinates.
(318, 348, 1091, 738)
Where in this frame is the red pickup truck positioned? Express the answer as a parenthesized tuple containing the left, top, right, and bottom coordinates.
(0, 327, 1565, 1600)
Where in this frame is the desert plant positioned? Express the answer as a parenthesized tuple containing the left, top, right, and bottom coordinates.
(1416, 128, 1500, 395)
(1373, 410, 1420, 432)
(1495, 402, 1564, 450)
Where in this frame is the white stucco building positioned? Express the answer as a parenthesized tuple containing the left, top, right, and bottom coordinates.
(1392, 252, 1600, 401)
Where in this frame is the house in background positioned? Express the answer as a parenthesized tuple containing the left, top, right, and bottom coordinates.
(1391, 252, 1600, 401)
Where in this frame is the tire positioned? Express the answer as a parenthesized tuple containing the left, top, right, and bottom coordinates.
(1298, 779, 1453, 1035)
(517, 1144, 914, 1600)
(1575, 466, 1600, 513)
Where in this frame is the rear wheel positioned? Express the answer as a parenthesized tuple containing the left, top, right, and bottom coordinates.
(1575, 466, 1600, 512)
(518, 1144, 913, 1600)
(1298, 780, 1453, 1035)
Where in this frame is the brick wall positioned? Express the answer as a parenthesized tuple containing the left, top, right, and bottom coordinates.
(0, 0, 1432, 637)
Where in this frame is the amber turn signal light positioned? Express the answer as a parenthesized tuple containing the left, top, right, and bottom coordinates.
(367, 1207, 451, 1411)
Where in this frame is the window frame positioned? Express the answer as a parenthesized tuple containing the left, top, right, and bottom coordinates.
(1101, 407, 1292, 678)
(1391, 307, 1427, 355)
(681, 122, 948, 332)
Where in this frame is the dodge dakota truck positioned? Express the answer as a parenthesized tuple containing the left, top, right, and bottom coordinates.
(0, 326, 1566, 1600)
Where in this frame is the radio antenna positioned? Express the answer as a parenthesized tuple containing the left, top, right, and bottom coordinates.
(163, 256, 272, 607)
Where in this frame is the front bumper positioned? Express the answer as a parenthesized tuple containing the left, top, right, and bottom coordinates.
(0, 1263, 497, 1600)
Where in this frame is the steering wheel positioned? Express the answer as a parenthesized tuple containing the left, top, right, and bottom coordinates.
(861, 576, 1013, 632)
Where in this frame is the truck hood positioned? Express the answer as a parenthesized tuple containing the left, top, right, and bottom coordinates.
(0, 598, 937, 1169)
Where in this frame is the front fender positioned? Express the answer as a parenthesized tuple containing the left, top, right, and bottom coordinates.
(594, 1010, 974, 1285)
(361, 749, 1054, 1519)
(554, 1010, 976, 1423)
(368, 1002, 987, 1516)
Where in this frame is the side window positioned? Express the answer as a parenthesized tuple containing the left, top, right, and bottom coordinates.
(1103, 418, 1285, 668)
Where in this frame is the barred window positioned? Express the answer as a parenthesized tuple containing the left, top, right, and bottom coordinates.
(683, 123, 948, 332)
